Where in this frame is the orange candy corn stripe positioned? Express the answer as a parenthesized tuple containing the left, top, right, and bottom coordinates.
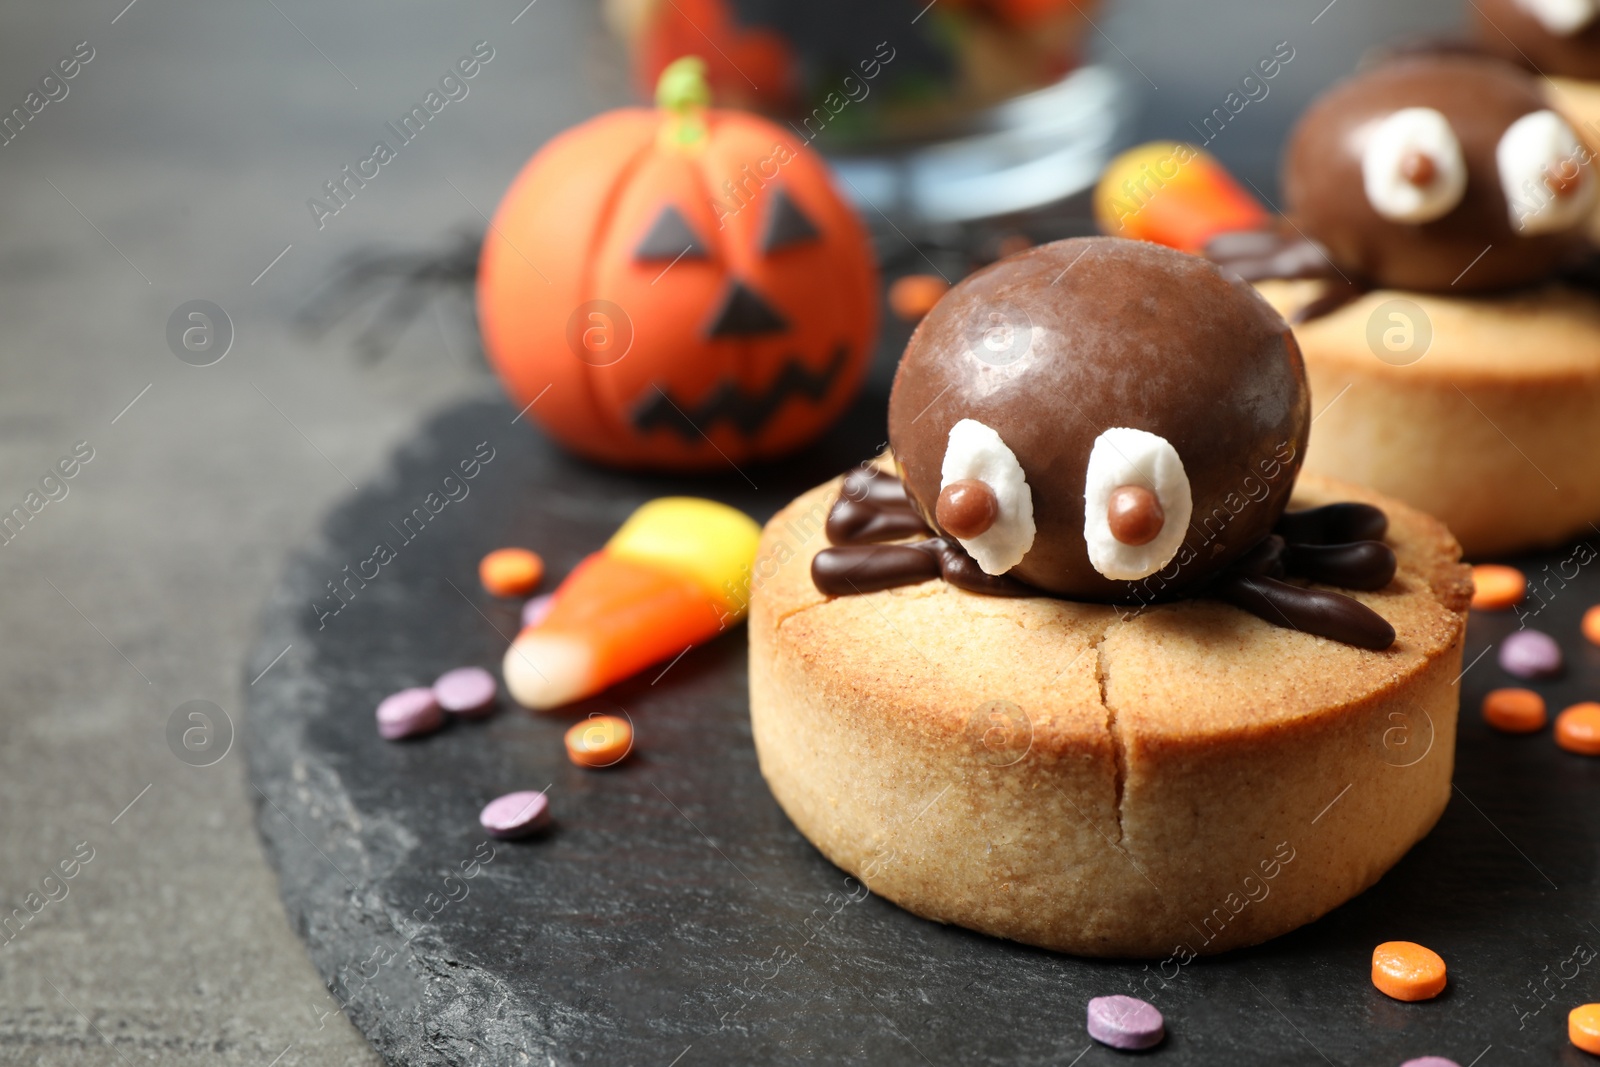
(507, 552, 725, 709)
(503, 498, 759, 710)
(1094, 142, 1269, 253)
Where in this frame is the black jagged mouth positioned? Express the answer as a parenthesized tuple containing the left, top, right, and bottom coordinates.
(630, 344, 850, 441)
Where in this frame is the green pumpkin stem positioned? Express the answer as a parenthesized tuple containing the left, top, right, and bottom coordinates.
(657, 56, 711, 148)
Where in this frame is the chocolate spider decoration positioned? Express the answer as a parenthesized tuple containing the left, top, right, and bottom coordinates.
(1472, 0, 1600, 81)
(810, 237, 1398, 650)
(1206, 54, 1598, 318)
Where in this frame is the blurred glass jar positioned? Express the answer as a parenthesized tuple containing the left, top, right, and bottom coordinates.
(604, 0, 1135, 224)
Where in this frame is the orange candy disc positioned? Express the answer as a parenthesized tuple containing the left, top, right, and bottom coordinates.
(1556, 703, 1600, 756)
(1371, 941, 1447, 1001)
(1571, 1003, 1600, 1054)
(1482, 688, 1546, 734)
(565, 714, 634, 768)
(480, 548, 545, 597)
(1469, 564, 1525, 611)
(889, 274, 951, 322)
(1582, 604, 1600, 647)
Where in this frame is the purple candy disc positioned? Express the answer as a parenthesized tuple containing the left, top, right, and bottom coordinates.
(433, 666, 497, 716)
(522, 593, 555, 629)
(1400, 1058, 1461, 1067)
(376, 687, 444, 740)
(1499, 629, 1563, 680)
(479, 790, 551, 839)
(1086, 994, 1164, 1050)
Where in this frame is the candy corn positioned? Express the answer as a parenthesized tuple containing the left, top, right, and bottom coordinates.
(503, 498, 760, 710)
(1093, 142, 1268, 253)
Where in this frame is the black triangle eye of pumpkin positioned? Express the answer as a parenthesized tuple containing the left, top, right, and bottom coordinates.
(761, 188, 820, 254)
(634, 205, 709, 262)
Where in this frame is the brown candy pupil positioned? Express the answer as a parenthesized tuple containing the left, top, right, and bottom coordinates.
(1548, 161, 1583, 199)
(1107, 484, 1165, 546)
(935, 479, 999, 540)
(1399, 149, 1437, 187)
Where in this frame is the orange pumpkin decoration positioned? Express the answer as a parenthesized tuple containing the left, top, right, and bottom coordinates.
(478, 57, 880, 471)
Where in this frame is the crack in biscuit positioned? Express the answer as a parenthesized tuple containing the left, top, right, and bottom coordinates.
(1095, 628, 1126, 847)
(769, 597, 829, 633)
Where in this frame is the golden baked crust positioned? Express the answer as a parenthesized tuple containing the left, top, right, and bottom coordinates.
(1257, 279, 1600, 557)
(749, 472, 1468, 958)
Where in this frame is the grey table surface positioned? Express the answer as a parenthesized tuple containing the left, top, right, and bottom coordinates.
(0, 1, 1458, 1063)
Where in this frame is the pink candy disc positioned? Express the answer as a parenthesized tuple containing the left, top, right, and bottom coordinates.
(479, 790, 551, 839)
(1498, 629, 1563, 680)
(1087, 995, 1164, 1050)
(433, 666, 497, 717)
(376, 687, 444, 740)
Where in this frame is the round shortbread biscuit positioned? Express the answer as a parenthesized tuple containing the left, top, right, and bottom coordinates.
(748, 471, 1469, 958)
(1255, 279, 1600, 558)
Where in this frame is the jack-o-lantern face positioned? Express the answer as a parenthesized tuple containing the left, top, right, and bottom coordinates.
(478, 57, 879, 471)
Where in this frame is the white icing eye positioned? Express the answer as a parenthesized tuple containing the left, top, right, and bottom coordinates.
(1361, 108, 1468, 224)
(1513, 0, 1599, 35)
(938, 418, 1035, 576)
(1497, 109, 1596, 235)
(1083, 428, 1192, 582)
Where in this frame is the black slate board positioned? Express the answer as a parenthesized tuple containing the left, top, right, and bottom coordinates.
(246, 391, 1600, 1067)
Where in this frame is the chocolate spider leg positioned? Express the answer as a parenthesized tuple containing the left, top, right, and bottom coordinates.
(1291, 278, 1368, 325)
(839, 466, 910, 506)
(1203, 227, 1345, 283)
(1281, 540, 1397, 590)
(1201, 227, 1370, 324)
(818, 468, 1028, 595)
(1229, 533, 1288, 578)
(812, 535, 1036, 598)
(812, 544, 940, 596)
(826, 469, 932, 546)
(825, 500, 931, 546)
(916, 539, 1035, 597)
(1275, 502, 1388, 545)
(1213, 572, 1396, 650)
